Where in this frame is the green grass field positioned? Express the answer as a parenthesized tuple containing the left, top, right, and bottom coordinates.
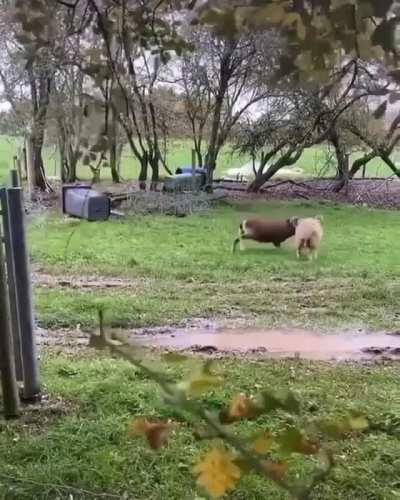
(1, 199, 399, 499)
(0, 354, 399, 499)
(0, 135, 397, 185)
(29, 200, 400, 330)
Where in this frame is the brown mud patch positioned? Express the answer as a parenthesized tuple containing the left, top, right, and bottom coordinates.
(36, 321, 400, 362)
(132, 326, 400, 361)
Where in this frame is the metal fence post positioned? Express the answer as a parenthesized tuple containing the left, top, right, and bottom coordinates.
(10, 169, 20, 188)
(0, 188, 23, 381)
(6, 187, 40, 400)
(0, 227, 20, 418)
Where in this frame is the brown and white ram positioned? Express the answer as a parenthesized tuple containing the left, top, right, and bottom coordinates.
(232, 217, 296, 252)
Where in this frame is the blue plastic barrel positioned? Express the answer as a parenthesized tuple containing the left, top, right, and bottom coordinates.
(175, 166, 207, 175)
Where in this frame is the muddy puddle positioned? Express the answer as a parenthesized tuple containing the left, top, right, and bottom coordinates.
(133, 327, 400, 361)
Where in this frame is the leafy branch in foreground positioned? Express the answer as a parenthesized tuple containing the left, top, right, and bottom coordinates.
(90, 310, 369, 499)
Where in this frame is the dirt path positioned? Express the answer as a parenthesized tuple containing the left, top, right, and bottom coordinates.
(33, 270, 151, 290)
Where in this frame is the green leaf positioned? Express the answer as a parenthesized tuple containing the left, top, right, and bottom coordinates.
(258, 389, 300, 414)
(178, 361, 223, 396)
(283, 391, 301, 414)
(317, 414, 369, 437)
(372, 18, 397, 52)
(348, 415, 369, 431)
(198, 6, 237, 36)
(277, 428, 320, 455)
(370, 0, 394, 18)
(162, 352, 189, 363)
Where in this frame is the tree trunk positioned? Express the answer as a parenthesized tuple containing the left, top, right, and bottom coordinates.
(205, 102, 223, 185)
(330, 130, 349, 193)
(193, 139, 203, 168)
(349, 151, 376, 178)
(247, 162, 281, 192)
(64, 153, 78, 183)
(150, 155, 159, 191)
(31, 140, 50, 191)
(362, 164, 366, 178)
(28, 69, 52, 191)
(380, 153, 400, 177)
(109, 100, 120, 183)
(110, 142, 120, 183)
(25, 136, 35, 201)
(247, 147, 303, 192)
(58, 118, 78, 183)
(58, 128, 69, 183)
(21, 147, 28, 180)
(139, 153, 148, 191)
(196, 149, 203, 168)
(204, 41, 236, 187)
(59, 142, 66, 183)
(90, 167, 101, 184)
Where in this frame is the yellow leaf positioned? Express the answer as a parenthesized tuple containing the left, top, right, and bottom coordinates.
(229, 393, 258, 418)
(194, 447, 241, 499)
(129, 418, 172, 450)
(252, 431, 273, 455)
(296, 19, 306, 41)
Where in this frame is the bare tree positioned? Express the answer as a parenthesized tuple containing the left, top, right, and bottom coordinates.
(51, 57, 86, 183)
(179, 50, 213, 167)
(346, 114, 400, 178)
(235, 92, 310, 192)
(0, 1, 77, 191)
(82, 0, 186, 189)
(178, 29, 282, 185)
(333, 64, 400, 188)
(238, 60, 392, 192)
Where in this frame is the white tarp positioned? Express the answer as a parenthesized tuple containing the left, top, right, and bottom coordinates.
(223, 161, 307, 181)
